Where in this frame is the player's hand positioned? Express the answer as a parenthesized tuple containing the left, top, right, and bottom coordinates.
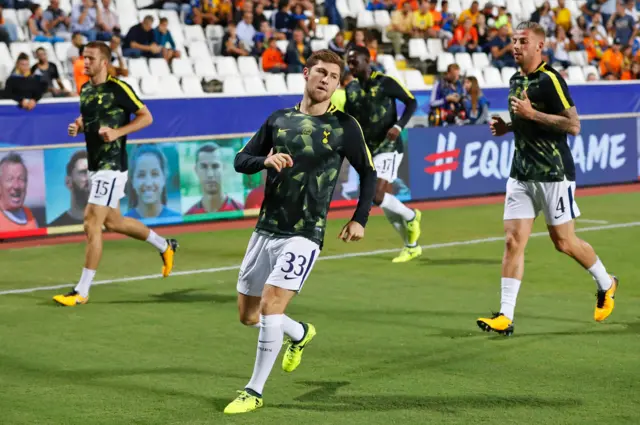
(338, 221, 364, 242)
(68, 122, 79, 136)
(264, 153, 293, 172)
(386, 126, 400, 141)
(489, 115, 508, 136)
(510, 89, 535, 120)
(98, 127, 120, 143)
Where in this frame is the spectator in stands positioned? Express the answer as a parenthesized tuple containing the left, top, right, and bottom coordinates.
(582, 0, 606, 23)
(461, 75, 489, 125)
(493, 5, 508, 30)
(0, 4, 19, 43)
(28, 4, 66, 43)
(480, 2, 495, 25)
(586, 72, 598, 81)
(66, 31, 84, 72)
(270, 0, 294, 39)
(284, 27, 310, 73)
(71, 0, 110, 42)
(590, 13, 609, 45)
(108, 33, 129, 77)
(155, 17, 181, 64)
(291, 3, 315, 37)
(161, 0, 191, 18)
(346, 28, 366, 51)
(429, 63, 463, 125)
(448, 17, 479, 53)
(546, 26, 571, 68)
(621, 60, 640, 80)
(98, 0, 120, 36)
(44, 0, 72, 41)
(191, 0, 219, 26)
(607, 1, 636, 47)
(329, 30, 347, 56)
(324, 0, 343, 28)
(73, 45, 89, 94)
(4, 53, 47, 110)
(0, 153, 38, 230)
(570, 15, 588, 50)
(624, 0, 638, 21)
(262, 37, 287, 72)
(476, 13, 491, 51)
(489, 24, 515, 69)
(31, 47, 72, 97)
(253, 2, 267, 29)
(123, 16, 162, 58)
(412, 0, 436, 38)
(440, 0, 455, 34)
(583, 26, 604, 64)
(257, 20, 278, 42)
(599, 37, 624, 79)
(554, 0, 571, 32)
(221, 22, 250, 57)
(251, 32, 265, 57)
(386, 2, 413, 57)
(530, 1, 555, 37)
(599, 0, 617, 24)
(458, 0, 479, 25)
(237, 11, 256, 48)
(397, 0, 419, 12)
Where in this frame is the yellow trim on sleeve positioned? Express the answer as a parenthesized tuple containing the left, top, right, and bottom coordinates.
(350, 116, 374, 169)
(541, 69, 570, 110)
(387, 74, 415, 100)
(109, 76, 144, 110)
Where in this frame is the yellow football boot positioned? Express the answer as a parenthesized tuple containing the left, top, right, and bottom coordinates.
(282, 323, 316, 373)
(406, 209, 422, 246)
(594, 275, 619, 322)
(52, 290, 88, 306)
(477, 312, 514, 336)
(160, 239, 179, 277)
(223, 390, 263, 415)
(392, 245, 423, 263)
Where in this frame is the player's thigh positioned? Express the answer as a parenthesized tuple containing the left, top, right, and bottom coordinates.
(373, 152, 402, 183)
(539, 179, 580, 227)
(503, 177, 539, 221)
(88, 170, 128, 209)
(267, 236, 320, 295)
(237, 232, 273, 298)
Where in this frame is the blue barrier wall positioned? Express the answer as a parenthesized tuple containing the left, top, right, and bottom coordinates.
(1, 82, 639, 148)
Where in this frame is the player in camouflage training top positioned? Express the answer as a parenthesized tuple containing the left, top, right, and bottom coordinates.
(53, 42, 178, 307)
(223, 50, 377, 415)
(476, 22, 618, 336)
(345, 46, 422, 263)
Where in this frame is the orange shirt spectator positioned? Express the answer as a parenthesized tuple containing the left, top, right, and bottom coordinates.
(262, 40, 287, 72)
(429, 4, 442, 31)
(397, 0, 418, 11)
(451, 22, 478, 45)
(583, 36, 601, 63)
(599, 46, 623, 78)
(73, 58, 89, 94)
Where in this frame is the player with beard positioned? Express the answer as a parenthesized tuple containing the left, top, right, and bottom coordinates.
(223, 49, 377, 415)
(476, 22, 618, 336)
(186, 143, 243, 214)
(52, 42, 178, 307)
(50, 150, 91, 226)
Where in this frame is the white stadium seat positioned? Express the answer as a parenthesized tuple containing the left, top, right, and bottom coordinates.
(149, 58, 171, 76)
(454, 52, 473, 73)
(237, 56, 260, 76)
(483, 66, 503, 86)
(140, 75, 161, 96)
(311, 39, 329, 52)
(194, 59, 217, 78)
(184, 25, 207, 45)
(171, 58, 194, 77)
(567, 66, 586, 83)
(583, 65, 599, 80)
(403, 69, 427, 90)
(501, 66, 517, 85)
(159, 75, 184, 96)
(182, 76, 205, 95)
(265, 73, 288, 94)
(223, 76, 246, 95)
(373, 10, 391, 28)
(408, 38, 428, 61)
(286, 73, 306, 94)
(472, 52, 490, 70)
(464, 67, 486, 87)
(437, 52, 455, 73)
(128, 58, 152, 78)
(188, 41, 212, 60)
(120, 77, 142, 95)
(356, 10, 375, 28)
(216, 56, 239, 78)
(243, 76, 268, 95)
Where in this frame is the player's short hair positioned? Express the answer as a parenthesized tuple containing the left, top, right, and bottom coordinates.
(0, 152, 27, 177)
(515, 21, 546, 40)
(306, 49, 344, 71)
(66, 150, 88, 176)
(85, 41, 112, 60)
(195, 143, 221, 163)
(348, 45, 370, 60)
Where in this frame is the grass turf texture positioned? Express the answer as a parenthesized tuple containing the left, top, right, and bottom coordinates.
(1, 191, 639, 425)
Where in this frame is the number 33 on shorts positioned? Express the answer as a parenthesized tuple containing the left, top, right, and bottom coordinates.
(271, 239, 318, 292)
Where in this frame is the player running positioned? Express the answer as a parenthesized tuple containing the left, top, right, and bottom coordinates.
(476, 22, 618, 336)
(345, 46, 421, 263)
(53, 42, 178, 306)
(223, 49, 377, 415)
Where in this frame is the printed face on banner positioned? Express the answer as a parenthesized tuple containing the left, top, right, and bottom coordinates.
(45, 148, 90, 227)
(0, 150, 46, 231)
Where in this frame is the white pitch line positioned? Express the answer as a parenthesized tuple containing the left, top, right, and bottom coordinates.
(578, 219, 609, 224)
(1, 221, 637, 296)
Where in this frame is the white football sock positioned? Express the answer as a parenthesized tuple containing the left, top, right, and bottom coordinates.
(146, 230, 168, 253)
(500, 277, 521, 321)
(382, 208, 409, 246)
(74, 268, 96, 298)
(246, 314, 284, 395)
(588, 257, 612, 291)
(379, 193, 415, 222)
(282, 315, 305, 342)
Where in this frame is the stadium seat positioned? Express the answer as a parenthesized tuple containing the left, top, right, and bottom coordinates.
(378, 54, 398, 72)
(356, 10, 375, 28)
(0, 42, 12, 69)
(567, 66, 586, 83)
(121, 76, 142, 95)
(276, 40, 289, 53)
(506, 0, 522, 16)
(54, 41, 72, 63)
(426, 38, 444, 57)
(159, 75, 183, 96)
(569, 50, 587, 67)
(347, 0, 365, 15)
(140, 75, 161, 96)
(171, 58, 194, 77)
(194, 58, 218, 78)
(501, 66, 517, 85)
(373, 10, 391, 28)
(128, 58, 152, 78)
(223, 76, 246, 95)
(118, 14, 138, 36)
(184, 25, 207, 45)
(437, 52, 455, 73)
(149, 58, 172, 76)
(135, 0, 155, 9)
(237, 56, 260, 76)
(464, 67, 486, 87)
(583, 65, 599, 80)
(216, 56, 240, 78)
(10, 42, 35, 64)
(320, 24, 340, 41)
(265, 73, 288, 94)
(206, 25, 225, 40)
(472, 52, 490, 69)
(336, 0, 353, 18)
(311, 39, 329, 51)
(188, 41, 212, 60)
(158, 9, 181, 28)
(483, 66, 503, 86)
(454, 52, 473, 73)
(286, 73, 306, 94)
(17, 9, 31, 26)
(243, 76, 268, 95)
(403, 69, 427, 90)
(182, 76, 205, 95)
(408, 38, 428, 61)
(447, 0, 462, 13)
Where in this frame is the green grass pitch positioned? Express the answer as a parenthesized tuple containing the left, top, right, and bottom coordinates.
(1, 191, 639, 425)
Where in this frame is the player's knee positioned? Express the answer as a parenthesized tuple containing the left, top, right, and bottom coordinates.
(504, 231, 525, 254)
(373, 191, 385, 205)
(239, 313, 259, 327)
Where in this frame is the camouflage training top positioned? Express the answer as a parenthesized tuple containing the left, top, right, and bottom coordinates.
(508, 62, 576, 182)
(79, 76, 144, 172)
(344, 71, 418, 156)
(234, 103, 377, 247)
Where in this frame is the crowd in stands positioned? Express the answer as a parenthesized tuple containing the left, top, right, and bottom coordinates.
(0, 0, 639, 113)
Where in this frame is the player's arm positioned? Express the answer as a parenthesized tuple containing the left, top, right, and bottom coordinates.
(531, 73, 580, 136)
(234, 117, 275, 174)
(342, 117, 377, 228)
(110, 80, 153, 139)
(382, 77, 418, 131)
